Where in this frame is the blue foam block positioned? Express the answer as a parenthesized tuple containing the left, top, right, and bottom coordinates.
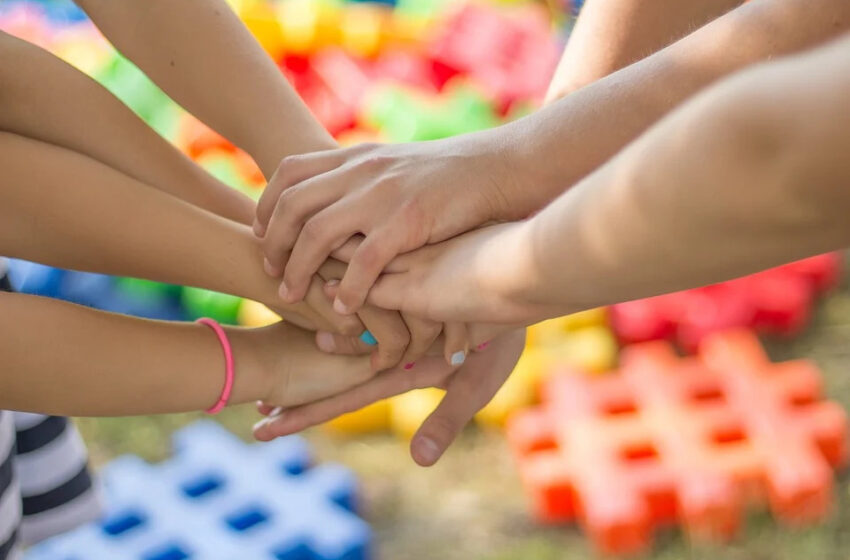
(26, 421, 372, 560)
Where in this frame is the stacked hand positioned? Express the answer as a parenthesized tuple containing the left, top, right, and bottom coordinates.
(250, 135, 551, 465)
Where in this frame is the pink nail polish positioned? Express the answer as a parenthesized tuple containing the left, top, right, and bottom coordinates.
(476, 341, 491, 351)
(404, 362, 415, 370)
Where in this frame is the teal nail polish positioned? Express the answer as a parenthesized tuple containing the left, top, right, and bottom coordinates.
(359, 330, 378, 346)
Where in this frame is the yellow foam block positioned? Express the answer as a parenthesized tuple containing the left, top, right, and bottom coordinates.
(526, 308, 608, 348)
(389, 388, 444, 440)
(277, 0, 342, 54)
(241, 3, 286, 60)
(324, 399, 391, 434)
(341, 4, 390, 58)
(475, 347, 551, 427)
(556, 325, 618, 374)
(237, 300, 281, 327)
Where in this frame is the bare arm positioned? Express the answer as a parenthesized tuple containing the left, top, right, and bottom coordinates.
(366, 36, 850, 324)
(252, 0, 850, 316)
(546, 0, 742, 101)
(0, 132, 359, 334)
(0, 291, 374, 417)
(74, 0, 335, 178)
(0, 30, 254, 224)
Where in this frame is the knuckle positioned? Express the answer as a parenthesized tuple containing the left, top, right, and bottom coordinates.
(278, 154, 304, 173)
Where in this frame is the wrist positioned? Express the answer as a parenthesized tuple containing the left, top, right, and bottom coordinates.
(224, 326, 274, 406)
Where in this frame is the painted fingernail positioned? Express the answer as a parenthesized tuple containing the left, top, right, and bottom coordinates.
(359, 330, 378, 346)
(333, 297, 352, 315)
(316, 331, 337, 352)
(415, 436, 440, 465)
(404, 362, 415, 370)
(450, 351, 466, 366)
(476, 341, 491, 351)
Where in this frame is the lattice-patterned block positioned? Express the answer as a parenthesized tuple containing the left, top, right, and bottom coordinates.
(26, 421, 371, 560)
(610, 253, 842, 352)
(507, 329, 846, 556)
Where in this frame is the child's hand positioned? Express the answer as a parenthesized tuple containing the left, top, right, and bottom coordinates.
(253, 329, 526, 466)
(233, 322, 375, 409)
(254, 132, 533, 317)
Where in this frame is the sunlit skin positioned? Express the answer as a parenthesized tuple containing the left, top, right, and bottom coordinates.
(364, 38, 850, 326)
(256, 0, 850, 318)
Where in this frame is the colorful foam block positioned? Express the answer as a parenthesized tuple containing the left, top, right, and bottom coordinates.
(610, 253, 842, 353)
(26, 421, 372, 560)
(507, 329, 847, 556)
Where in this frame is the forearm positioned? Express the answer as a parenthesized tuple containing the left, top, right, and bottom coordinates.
(518, 38, 850, 316)
(502, 0, 850, 218)
(76, 0, 335, 178)
(0, 31, 254, 224)
(0, 291, 267, 416)
(546, 0, 741, 101)
(0, 133, 281, 310)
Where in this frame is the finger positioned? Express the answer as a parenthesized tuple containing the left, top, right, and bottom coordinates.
(357, 305, 411, 372)
(398, 314, 442, 369)
(262, 171, 353, 277)
(333, 229, 405, 315)
(329, 236, 363, 263)
(324, 278, 411, 370)
(443, 322, 470, 367)
(410, 352, 507, 466)
(256, 402, 280, 416)
(315, 330, 374, 355)
(255, 150, 347, 235)
(367, 271, 414, 313)
(252, 356, 453, 440)
(303, 274, 364, 337)
(279, 201, 364, 303)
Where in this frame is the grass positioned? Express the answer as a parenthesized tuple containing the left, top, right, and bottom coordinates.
(75, 259, 850, 560)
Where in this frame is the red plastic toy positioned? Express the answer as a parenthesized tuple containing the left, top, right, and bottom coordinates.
(429, 3, 560, 111)
(507, 329, 847, 556)
(610, 253, 842, 352)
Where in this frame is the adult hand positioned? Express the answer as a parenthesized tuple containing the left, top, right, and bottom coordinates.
(255, 130, 532, 316)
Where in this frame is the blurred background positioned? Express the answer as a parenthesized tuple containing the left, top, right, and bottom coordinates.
(3, 0, 850, 558)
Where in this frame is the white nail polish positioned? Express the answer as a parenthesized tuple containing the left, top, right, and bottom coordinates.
(450, 351, 466, 366)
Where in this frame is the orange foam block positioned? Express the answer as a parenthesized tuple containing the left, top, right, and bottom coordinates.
(507, 329, 847, 556)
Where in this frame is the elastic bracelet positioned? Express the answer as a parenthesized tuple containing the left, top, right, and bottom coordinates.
(196, 318, 235, 414)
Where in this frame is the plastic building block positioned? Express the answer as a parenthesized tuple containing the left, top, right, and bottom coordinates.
(361, 80, 499, 142)
(390, 388, 444, 439)
(325, 400, 392, 434)
(507, 329, 847, 556)
(26, 421, 372, 560)
(429, 3, 560, 109)
(610, 253, 842, 353)
(238, 300, 282, 327)
(181, 287, 243, 325)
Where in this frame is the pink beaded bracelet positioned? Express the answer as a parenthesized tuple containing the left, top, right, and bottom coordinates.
(196, 318, 235, 414)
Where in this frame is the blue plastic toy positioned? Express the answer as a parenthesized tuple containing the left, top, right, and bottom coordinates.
(26, 421, 372, 560)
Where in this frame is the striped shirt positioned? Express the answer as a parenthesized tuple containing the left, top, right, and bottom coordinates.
(0, 269, 102, 558)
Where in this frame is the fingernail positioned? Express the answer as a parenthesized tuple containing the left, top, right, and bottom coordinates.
(252, 219, 265, 237)
(326, 279, 340, 287)
(450, 351, 466, 366)
(359, 330, 378, 346)
(476, 341, 491, 351)
(333, 297, 351, 315)
(316, 331, 337, 352)
(404, 362, 415, 370)
(415, 436, 441, 465)
(253, 417, 271, 432)
(269, 406, 283, 417)
(263, 257, 279, 276)
(278, 281, 290, 300)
